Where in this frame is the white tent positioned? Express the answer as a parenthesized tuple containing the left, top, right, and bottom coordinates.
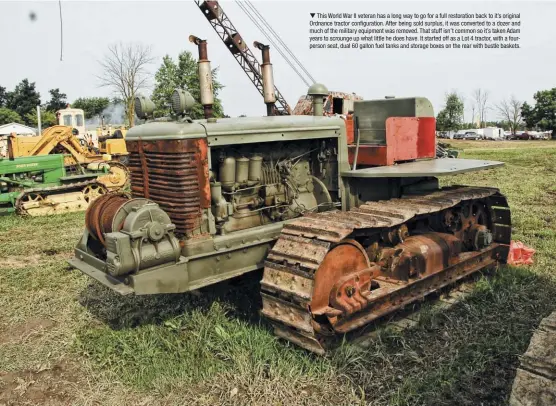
(0, 123, 37, 157)
(0, 122, 37, 136)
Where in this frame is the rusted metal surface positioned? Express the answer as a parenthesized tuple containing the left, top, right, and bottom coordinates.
(194, 0, 291, 115)
(378, 233, 462, 280)
(190, 35, 209, 60)
(310, 240, 369, 315)
(333, 245, 501, 334)
(329, 266, 380, 316)
(85, 193, 129, 244)
(347, 117, 436, 166)
(260, 186, 512, 354)
(137, 140, 150, 198)
(127, 138, 210, 236)
(189, 35, 214, 119)
(99, 195, 132, 234)
(253, 41, 277, 116)
(292, 92, 363, 116)
(282, 186, 500, 243)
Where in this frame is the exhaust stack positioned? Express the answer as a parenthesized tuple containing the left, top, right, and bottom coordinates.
(253, 41, 276, 116)
(189, 35, 214, 119)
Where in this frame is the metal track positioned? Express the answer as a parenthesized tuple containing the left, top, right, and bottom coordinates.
(15, 179, 105, 215)
(260, 186, 512, 354)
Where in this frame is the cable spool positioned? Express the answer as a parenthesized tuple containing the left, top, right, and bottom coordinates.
(85, 193, 128, 245)
(85, 193, 154, 245)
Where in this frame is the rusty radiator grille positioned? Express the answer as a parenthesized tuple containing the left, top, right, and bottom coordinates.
(128, 151, 202, 235)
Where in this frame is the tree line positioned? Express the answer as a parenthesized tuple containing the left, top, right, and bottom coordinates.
(3, 40, 556, 135)
(436, 88, 556, 135)
(0, 81, 67, 127)
(0, 42, 226, 129)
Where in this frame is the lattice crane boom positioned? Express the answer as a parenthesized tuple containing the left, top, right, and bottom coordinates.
(194, 0, 291, 115)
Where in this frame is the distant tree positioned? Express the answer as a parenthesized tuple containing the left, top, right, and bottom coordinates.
(521, 102, 535, 128)
(460, 122, 476, 130)
(0, 107, 23, 125)
(152, 51, 225, 119)
(0, 86, 6, 107)
(72, 97, 110, 119)
(470, 103, 476, 127)
(472, 88, 490, 127)
(459, 93, 466, 122)
(46, 88, 67, 112)
(521, 89, 556, 136)
(97, 42, 155, 127)
(436, 92, 464, 132)
(495, 96, 522, 134)
(5, 79, 41, 125)
(25, 108, 57, 128)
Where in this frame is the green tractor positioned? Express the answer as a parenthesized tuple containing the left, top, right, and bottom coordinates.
(0, 154, 108, 216)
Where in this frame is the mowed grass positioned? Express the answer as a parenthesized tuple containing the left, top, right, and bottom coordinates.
(1, 140, 555, 405)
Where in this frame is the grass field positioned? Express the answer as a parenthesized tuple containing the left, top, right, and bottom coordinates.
(1, 140, 556, 405)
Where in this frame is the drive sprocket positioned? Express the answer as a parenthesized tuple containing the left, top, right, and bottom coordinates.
(95, 161, 130, 190)
(260, 186, 512, 354)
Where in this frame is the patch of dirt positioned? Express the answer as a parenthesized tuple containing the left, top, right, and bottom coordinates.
(2, 253, 70, 269)
(41, 249, 61, 256)
(0, 360, 81, 406)
(2, 255, 42, 268)
(0, 318, 55, 345)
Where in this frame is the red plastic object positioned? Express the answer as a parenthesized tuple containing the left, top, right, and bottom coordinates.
(507, 240, 535, 265)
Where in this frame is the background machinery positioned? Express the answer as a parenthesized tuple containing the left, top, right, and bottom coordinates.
(0, 153, 107, 216)
(193, 0, 450, 164)
(194, 0, 362, 118)
(68, 49, 511, 353)
(55, 105, 129, 160)
(6, 126, 130, 192)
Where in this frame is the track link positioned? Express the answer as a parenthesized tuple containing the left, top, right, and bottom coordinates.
(15, 180, 107, 216)
(260, 186, 512, 354)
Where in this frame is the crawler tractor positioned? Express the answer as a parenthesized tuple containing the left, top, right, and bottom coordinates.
(69, 77, 511, 353)
(56, 106, 129, 161)
(0, 154, 107, 215)
(6, 126, 129, 191)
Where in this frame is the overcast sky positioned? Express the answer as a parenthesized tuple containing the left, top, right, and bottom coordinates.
(0, 1, 553, 121)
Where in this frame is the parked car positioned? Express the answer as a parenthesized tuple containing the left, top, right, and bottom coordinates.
(515, 132, 531, 140)
(527, 131, 550, 140)
(453, 131, 482, 140)
(462, 132, 480, 140)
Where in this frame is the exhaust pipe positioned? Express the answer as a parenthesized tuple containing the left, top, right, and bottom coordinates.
(7, 132, 15, 160)
(37, 105, 42, 136)
(253, 41, 276, 116)
(189, 35, 214, 119)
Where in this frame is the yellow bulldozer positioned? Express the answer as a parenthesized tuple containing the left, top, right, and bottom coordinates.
(55, 106, 129, 163)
